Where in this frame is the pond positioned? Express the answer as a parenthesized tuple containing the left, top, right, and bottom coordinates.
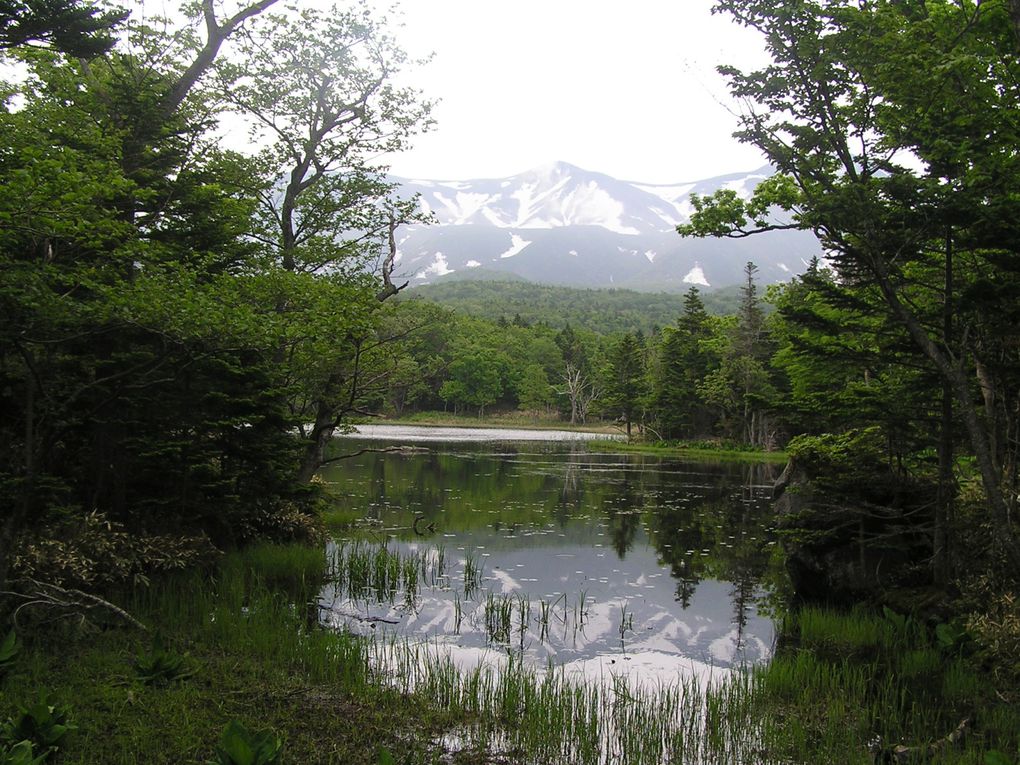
(318, 425, 786, 686)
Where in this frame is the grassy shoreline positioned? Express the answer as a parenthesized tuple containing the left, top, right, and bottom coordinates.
(3, 541, 1017, 764)
(586, 439, 789, 463)
(352, 414, 789, 464)
(0, 546, 475, 765)
(354, 411, 624, 435)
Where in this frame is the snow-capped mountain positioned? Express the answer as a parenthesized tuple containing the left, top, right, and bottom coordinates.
(390, 161, 820, 290)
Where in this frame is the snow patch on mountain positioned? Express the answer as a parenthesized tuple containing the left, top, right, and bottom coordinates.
(500, 234, 531, 259)
(434, 191, 494, 224)
(634, 183, 696, 205)
(723, 173, 770, 198)
(465, 260, 481, 268)
(675, 199, 696, 222)
(418, 253, 453, 279)
(683, 264, 710, 287)
(557, 182, 640, 234)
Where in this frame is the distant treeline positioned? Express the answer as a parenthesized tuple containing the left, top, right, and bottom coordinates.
(403, 279, 747, 335)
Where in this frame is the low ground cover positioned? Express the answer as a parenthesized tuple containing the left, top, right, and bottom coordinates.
(2, 543, 1017, 764)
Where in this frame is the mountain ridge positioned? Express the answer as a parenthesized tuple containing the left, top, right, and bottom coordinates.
(389, 162, 820, 291)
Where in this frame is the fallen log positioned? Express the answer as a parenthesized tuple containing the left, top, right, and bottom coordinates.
(869, 718, 970, 763)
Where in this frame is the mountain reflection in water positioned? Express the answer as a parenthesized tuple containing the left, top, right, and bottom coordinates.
(319, 428, 784, 680)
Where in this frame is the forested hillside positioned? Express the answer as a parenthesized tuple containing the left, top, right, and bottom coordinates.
(404, 279, 744, 334)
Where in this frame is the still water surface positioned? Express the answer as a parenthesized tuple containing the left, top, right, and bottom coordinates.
(319, 426, 784, 683)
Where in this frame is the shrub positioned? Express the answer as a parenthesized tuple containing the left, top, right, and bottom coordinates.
(0, 741, 47, 765)
(134, 632, 197, 686)
(966, 588, 1020, 689)
(207, 720, 284, 765)
(0, 696, 76, 756)
(0, 631, 20, 678)
(11, 511, 219, 588)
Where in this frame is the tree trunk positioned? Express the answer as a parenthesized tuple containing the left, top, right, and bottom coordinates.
(870, 253, 1020, 570)
(934, 232, 954, 584)
(298, 400, 338, 483)
(975, 358, 998, 470)
(935, 380, 953, 584)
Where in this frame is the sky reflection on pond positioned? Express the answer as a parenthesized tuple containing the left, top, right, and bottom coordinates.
(320, 430, 785, 682)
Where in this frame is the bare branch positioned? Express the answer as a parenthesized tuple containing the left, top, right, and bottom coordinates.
(376, 216, 408, 301)
(2, 579, 149, 631)
(163, 0, 280, 118)
(318, 445, 428, 466)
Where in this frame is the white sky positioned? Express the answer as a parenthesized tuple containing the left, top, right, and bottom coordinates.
(365, 0, 772, 184)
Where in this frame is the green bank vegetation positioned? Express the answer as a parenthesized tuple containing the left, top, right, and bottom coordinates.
(2, 546, 1018, 764)
(586, 439, 789, 464)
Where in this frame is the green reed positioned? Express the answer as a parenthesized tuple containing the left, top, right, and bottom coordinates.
(328, 541, 448, 607)
(359, 602, 1020, 765)
(149, 543, 1017, 765)
(462, 550, 483, 596)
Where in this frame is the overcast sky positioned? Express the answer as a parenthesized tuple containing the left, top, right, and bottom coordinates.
(367, 0, 773, 184)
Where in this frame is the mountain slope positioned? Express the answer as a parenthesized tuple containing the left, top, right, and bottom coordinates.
(403, 280, 744, 335)
(390, 162, 819, 290)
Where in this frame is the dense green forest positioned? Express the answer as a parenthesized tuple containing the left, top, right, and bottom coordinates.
(0, 0, 434, 588)
(404, 279, 746, 333)
(374, 268, 784, 444)
(2, 0, 1020, 762)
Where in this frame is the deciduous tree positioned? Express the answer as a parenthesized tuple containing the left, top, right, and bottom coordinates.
(680, 0, 1020, 567)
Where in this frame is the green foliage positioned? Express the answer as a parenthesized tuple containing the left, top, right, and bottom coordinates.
(439, 348, 508, 416)
(0, 696, 75, 756)
(0, 0, 435, 587)
(603, 333, 647, 434)
(405, 279, 743, 334)
(786, 428, 890, 496)
(0, 0, 127, 58)
(0, 740, 47, 765)
(691, 0, 1020, 568)
(0, 631, 20, 677)
(207, 720, 283, 765)
(134, 632, 195, 687)
(649, 287, 716, 439)
(515, 364, 555, 412)
(766, 264, 935, 445)
(934, 621, 971, 655)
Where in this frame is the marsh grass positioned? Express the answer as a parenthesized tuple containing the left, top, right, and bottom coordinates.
(462, 550, 483, 596)
(362, 601, 1020, 764)
(586, 439, 789, 464)
(224, 542, 327, 598)
(325, 541, 449, 608)
(5, 544, 1019, 765)
(0, 550, 469, 764)
(753, 606, 1020, 763)
(319, 507, 364, 530)
(371, 637, 773, 764)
